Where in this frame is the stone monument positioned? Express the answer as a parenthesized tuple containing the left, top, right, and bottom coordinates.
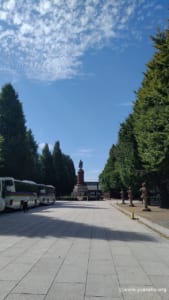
(140, 182, 151, 211)
(73, 160, 88, 200)
(128, 186, 134, 207)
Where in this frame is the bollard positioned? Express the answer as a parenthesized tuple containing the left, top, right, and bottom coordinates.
(131, 209, 135, 220)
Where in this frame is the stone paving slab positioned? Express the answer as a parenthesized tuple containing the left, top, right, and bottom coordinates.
(0, 263, 33, 281)
(45, 283, 85, 300)
(13, 258, 63, 294)
(88, 259, 115, 275)
(0, 200, 169, 299)
(0, 281, 17, 300)
(6, 295, 45, 300)
(85, 274, 121, 298)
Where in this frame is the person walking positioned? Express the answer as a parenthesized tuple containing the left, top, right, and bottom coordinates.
(23, 200, 28, 212)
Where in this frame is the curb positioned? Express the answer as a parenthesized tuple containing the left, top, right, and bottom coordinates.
(112, 203, 169, 240)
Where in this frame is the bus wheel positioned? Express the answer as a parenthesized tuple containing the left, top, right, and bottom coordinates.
(0, 198, 5, 212)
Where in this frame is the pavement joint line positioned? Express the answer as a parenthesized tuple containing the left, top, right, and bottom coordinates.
(84, 211, 93, 299)
(5, 210, 84, 299)
(112, 203, 169, 241)
(44, 212, 90, 299)
(104, 216, 124, 299)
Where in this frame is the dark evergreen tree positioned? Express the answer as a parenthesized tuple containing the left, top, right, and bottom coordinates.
(0, 135, 5, 173)
(52, 141, 64, 195)
(62, 154, 76, 194)
(25, 129, 41, 182)
(40, 143, 54, 185)
(0, 84, 28, 178)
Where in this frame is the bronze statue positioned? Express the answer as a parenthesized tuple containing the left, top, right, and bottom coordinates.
(128, 186, 134, 207)
(79, 160, 83, 169)
(140, 182, 151, 211)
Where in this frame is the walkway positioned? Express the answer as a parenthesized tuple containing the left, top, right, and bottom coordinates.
(0, 201, 169, 299)
(113, 199, 169, 238)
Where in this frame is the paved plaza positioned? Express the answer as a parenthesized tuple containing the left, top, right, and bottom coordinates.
(0, 200, 169, 300)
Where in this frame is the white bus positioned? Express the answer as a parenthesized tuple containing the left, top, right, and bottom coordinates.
(38, 184, 55, 205)
(0, 177, 56, 212)
(0, 177, 39, 211)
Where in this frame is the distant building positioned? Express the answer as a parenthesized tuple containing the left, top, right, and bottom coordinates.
(86, 181, 102, 200)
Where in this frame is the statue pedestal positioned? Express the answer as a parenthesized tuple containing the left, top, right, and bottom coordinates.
(73, 184, 88, 200)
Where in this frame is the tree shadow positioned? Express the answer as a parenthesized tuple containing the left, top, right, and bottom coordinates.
(0, 201, 158, 242)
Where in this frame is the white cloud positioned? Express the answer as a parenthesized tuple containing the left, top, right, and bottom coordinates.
(0, 0, 166, 81)
(0, 10, 8, 20)
(73, 148, 94, 158)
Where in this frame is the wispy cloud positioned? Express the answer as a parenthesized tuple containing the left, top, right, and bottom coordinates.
(73, 147, 94, 158)
(0, 0, 165, 81)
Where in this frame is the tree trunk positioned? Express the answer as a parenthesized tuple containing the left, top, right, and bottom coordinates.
(159, 182, 169, 208)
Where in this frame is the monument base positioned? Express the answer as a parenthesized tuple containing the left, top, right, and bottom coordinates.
(73, 184, 88, 201)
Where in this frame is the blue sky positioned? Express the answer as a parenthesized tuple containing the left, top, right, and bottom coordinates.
(0, 0, 168, 181)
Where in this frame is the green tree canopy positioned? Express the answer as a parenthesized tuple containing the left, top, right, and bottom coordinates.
(0, 84, 28, 178)
(100, 22, 169, 206)
(133, 26, 169, 206)
(40, 143, 54, 185)
(52, 141, 76, 195)
(116, 114, 142, 191)
(134, 28, 169, 170)
(100, 145, 122, 194)
(62, 154, 76, 194)
(52, 141, 65, 195)
(26, 129, 41, 182)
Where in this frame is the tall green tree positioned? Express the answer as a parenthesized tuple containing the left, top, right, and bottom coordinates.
(26, 129, 41, 181)
(116, 114, 142, 192)
(52, 141, 64, 195)
(0, 84, 28, 178)
(100, 145, 122, 195)
(40, 143, 54, 185)
(62, 154, 76, 194)
(52, 141, 76, 196)
(0, 135, 5, 173)
(133, 26, 169, 207)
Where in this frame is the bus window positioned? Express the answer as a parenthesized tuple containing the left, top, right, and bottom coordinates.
(5, 180, 14, 192)
(5, 180, 13, 186)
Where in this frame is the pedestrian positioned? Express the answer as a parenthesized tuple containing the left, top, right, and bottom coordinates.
(23, 200, 28, 213)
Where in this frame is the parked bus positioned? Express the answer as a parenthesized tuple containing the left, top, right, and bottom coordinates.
(38, 184, 55, 205)
(0, 177, 39, 211)
(0, 177, 55, 212)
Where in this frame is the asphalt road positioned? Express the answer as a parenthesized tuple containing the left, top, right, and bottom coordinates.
(0, 200, 169, 300)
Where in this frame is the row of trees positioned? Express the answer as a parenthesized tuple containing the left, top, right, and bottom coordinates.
(0, 84, 76, 195)
(100, 23, 169, 207)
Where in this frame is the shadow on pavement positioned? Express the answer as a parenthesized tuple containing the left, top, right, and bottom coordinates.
(0, 201, 157, 242)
